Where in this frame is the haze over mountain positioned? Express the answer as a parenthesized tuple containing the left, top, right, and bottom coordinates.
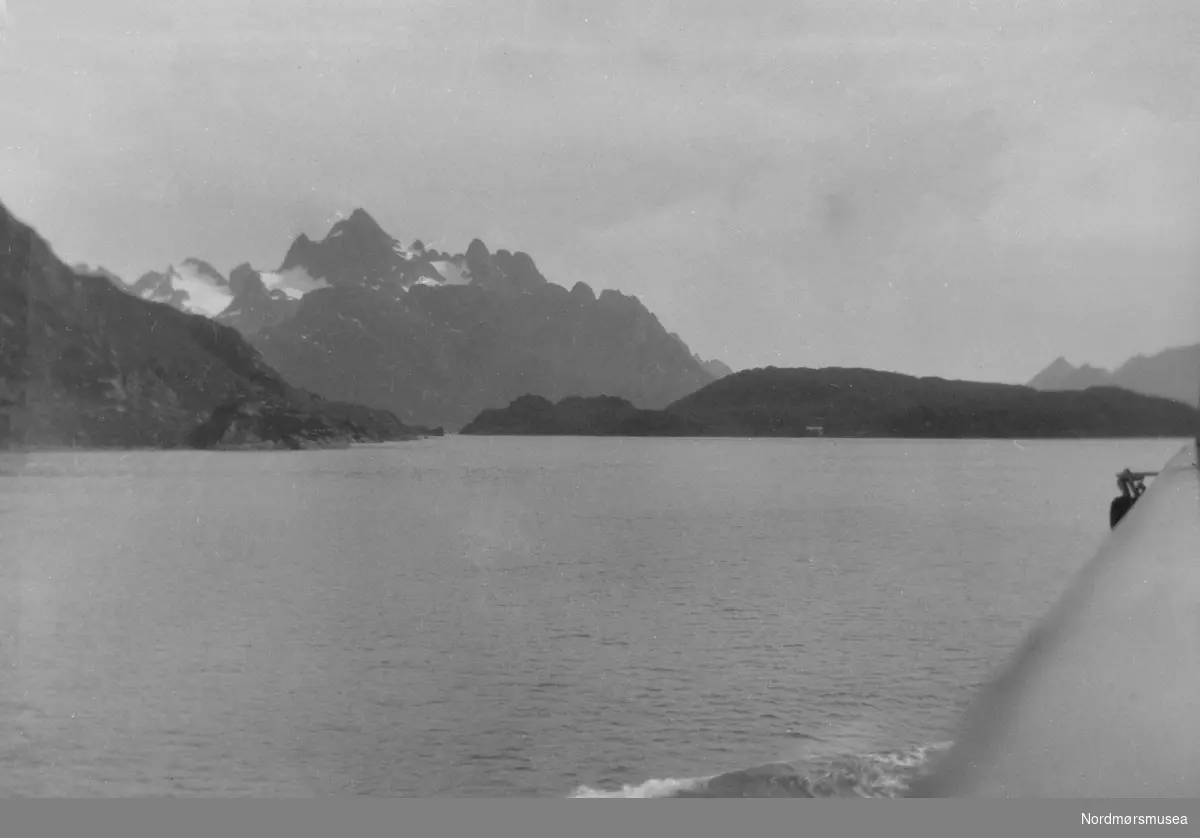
(1028, 344, 1200, 407)
(0, 200, 412, 449)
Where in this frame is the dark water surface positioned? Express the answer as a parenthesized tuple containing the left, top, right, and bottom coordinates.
(0, 436, 1183, 796)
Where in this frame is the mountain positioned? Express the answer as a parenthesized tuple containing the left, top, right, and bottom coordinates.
(234, 211, 715, 429)
(1028, 344, 1200, 406)
(251, 273, 714, 429)
(1027, 356, 1119, 391)
(461, 366, 1200, 438)
(103, 207, 720, 428)
(128, 258, 235, 317)
(0, 200, 415, 449)
(276, 208, 446, 293)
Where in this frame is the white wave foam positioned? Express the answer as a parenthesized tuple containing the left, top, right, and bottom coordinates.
(569, 776, 709, 798)
(567, 741, 954, 799)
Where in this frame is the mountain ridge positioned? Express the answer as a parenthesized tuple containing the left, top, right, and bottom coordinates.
(1028, 344, 1200, 406)
(97, 207, 735, 427)
(116, 208, 725, 429)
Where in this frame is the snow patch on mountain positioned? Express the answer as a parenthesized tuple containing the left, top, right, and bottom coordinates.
(131, 261, 234, 317)
(429, 260, 471, 286)
(259, 266, 329, 299)
(172, 261, 234, 316)
(392, 242, 427, 261)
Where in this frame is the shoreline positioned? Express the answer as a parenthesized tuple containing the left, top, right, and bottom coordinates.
(0, 435, 439, 454)
(1, 433, 1186, 454)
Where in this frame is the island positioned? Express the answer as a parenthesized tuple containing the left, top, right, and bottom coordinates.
(187, 397, 443, 450)
(460, 367, 1200, 439)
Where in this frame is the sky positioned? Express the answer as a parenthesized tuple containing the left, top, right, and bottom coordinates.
(2, 0, 1199, 383)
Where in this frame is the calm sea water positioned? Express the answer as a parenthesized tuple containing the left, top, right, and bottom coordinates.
(0, 436, 1186, 797)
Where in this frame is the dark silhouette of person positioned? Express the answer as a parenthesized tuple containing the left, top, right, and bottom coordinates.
(1109, 469, 1145, 529)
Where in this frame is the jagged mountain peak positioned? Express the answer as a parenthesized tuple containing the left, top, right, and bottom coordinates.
(325, 208, 394, 245)
(228, 263, 264, 297)
(125, 259, 233, 317)
(179, 257, 227, 285)
(465, 238, 491, 269)
(1029, 343, 1200, 407)
(278, 208, 410, 289)
(218, 263, 305, 336)
(348, 207, 380, 225)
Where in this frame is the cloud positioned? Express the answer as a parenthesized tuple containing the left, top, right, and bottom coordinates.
(3, 0, 1200, 382)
